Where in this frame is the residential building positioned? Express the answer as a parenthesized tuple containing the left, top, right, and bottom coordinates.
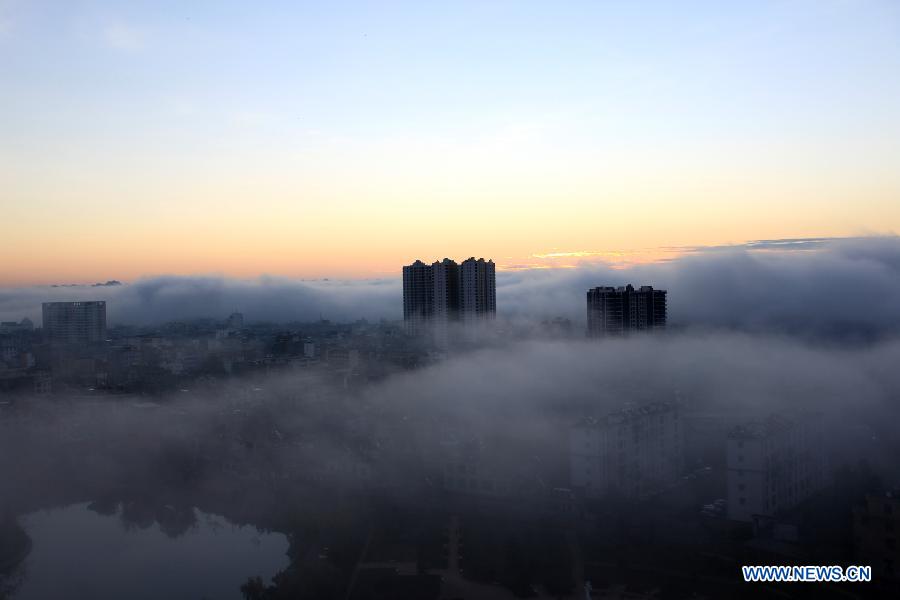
(402, 260, 434, 332)
(586, 284, 666, 337)
(571, 401, 684, 499)
(42, 301, 107, 344)
(402, 257, 496, 332)
(725, 413, 826, 522)
(432, 258, 461, 321)
(460, 257, 496, 321)
(0, 318, 34, 335)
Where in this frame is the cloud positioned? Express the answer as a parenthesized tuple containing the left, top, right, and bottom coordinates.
(0, 275, 401, 326)
(498, 236, 900, 341)
(367, 331, 897, 424)
(1, 236, 899, 341)
(5, 331, 900, 505)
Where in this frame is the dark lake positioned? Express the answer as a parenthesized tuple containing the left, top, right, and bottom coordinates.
(6, 502, 289, 600)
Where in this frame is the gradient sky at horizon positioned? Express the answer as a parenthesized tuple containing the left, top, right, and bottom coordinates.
(2, 1, 899, 285)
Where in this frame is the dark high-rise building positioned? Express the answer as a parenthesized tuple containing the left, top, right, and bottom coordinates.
(586, 284, 666, 337)
(402, 260, 434, 329)
(42, 301, 107, 344)
(460, 257, 496, 321)
(402, 257, 496, 331)
(432, 258, 461, 321)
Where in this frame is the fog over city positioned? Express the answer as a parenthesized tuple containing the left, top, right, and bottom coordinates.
(4, 236, 900, 340)
(3, 237, 900, 599)
(4, 0, 900, 596)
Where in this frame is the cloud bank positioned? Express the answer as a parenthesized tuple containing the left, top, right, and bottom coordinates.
(2, 236, 899, 340)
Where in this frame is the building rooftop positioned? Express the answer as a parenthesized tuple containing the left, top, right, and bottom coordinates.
(587, 284, 666, 293)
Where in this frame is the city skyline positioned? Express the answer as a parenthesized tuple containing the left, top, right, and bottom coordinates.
(3, 1, 900, 285)
(4, 3, 900, 597)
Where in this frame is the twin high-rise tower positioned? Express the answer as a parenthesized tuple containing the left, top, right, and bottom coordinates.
(403, 257, 496, 332)
(403, 261, 666, 339)
(586, 284, 667, 336)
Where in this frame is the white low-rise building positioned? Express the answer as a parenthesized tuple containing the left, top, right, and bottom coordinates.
(571, 401, 683, 499)
(726, 413, 826, 522)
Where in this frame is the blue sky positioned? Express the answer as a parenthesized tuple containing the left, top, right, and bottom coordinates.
(2, 1, 899, 283)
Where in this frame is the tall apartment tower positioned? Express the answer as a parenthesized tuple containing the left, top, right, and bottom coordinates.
(402, 257, 496, 332)
(42, 301, 107, 344)
(402, 260, 434, 332)
(460, 257, 496, 321)
(725, 413, 826, 522)
(432, 258, 461, 321)
(570, 401, 684, 499)
(586, 284, 666, 337)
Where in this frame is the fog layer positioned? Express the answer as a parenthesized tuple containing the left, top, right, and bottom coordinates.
(3, 237, 899, 341)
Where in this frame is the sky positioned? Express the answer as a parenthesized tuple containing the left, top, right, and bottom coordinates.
(2, 0, 899, 285)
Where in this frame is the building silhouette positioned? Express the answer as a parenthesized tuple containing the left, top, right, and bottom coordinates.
(402, 257, 495, 332)
(42, 301, 107, 344)
(402, 260, 434, 332)
(0, 318, 33, 335)
(432, 258, 461, 321)
(586, 284, 666, 337)
(460, 257, 496, 322)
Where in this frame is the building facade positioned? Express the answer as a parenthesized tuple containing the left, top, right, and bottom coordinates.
(402, 260, 434, 332)
(0, 318, 34, 335)
(570, 401, 684, 499)
(460, 257, 496, 322)
(725, 413, 826, 522)
(586, 284, 666, 337)
(402, 257, 495, 331)
(432, 258, 461, 321)
(42, 301, 107, 344)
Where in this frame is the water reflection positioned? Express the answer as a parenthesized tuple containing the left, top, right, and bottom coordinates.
(6, 503, 289, 600)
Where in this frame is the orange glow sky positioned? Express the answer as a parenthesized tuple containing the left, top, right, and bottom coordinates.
(2, 2, 899, 286)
